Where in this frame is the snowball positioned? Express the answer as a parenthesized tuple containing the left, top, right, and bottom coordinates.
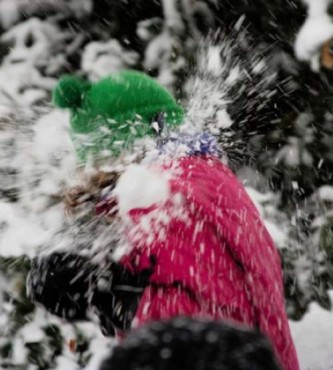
(113, 164, 170, 217)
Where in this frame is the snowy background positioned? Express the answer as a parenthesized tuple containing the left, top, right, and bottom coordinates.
(1, 0, 333, 369)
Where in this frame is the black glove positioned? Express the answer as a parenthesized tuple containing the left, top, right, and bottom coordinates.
(27, 252, 154, 336)
(27, 252, 95, 321)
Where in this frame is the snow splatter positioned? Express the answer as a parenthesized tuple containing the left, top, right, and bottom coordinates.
(113, 164, 170, 218)
(0, 107, 76, 257)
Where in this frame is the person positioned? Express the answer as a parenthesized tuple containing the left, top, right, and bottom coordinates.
(28, 70, 299, 370)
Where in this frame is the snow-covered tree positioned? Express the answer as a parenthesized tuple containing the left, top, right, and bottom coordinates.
(1, 0, 333, 368)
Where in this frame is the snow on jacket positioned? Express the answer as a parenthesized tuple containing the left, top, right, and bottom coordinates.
(114, 141, 299, 370)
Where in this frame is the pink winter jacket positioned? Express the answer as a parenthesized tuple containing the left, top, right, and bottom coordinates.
(120, 155, 299, 370)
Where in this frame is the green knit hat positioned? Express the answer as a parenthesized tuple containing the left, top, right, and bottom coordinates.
(53, 70, 184, 161)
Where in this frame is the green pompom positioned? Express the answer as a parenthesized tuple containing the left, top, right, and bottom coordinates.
(53, 75, 90, 109)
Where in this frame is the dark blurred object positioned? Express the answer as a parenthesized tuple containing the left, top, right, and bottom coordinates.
(27, 253, 93, 321)
(27, 252, 153, 335)
(100, 317, 282, 370)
